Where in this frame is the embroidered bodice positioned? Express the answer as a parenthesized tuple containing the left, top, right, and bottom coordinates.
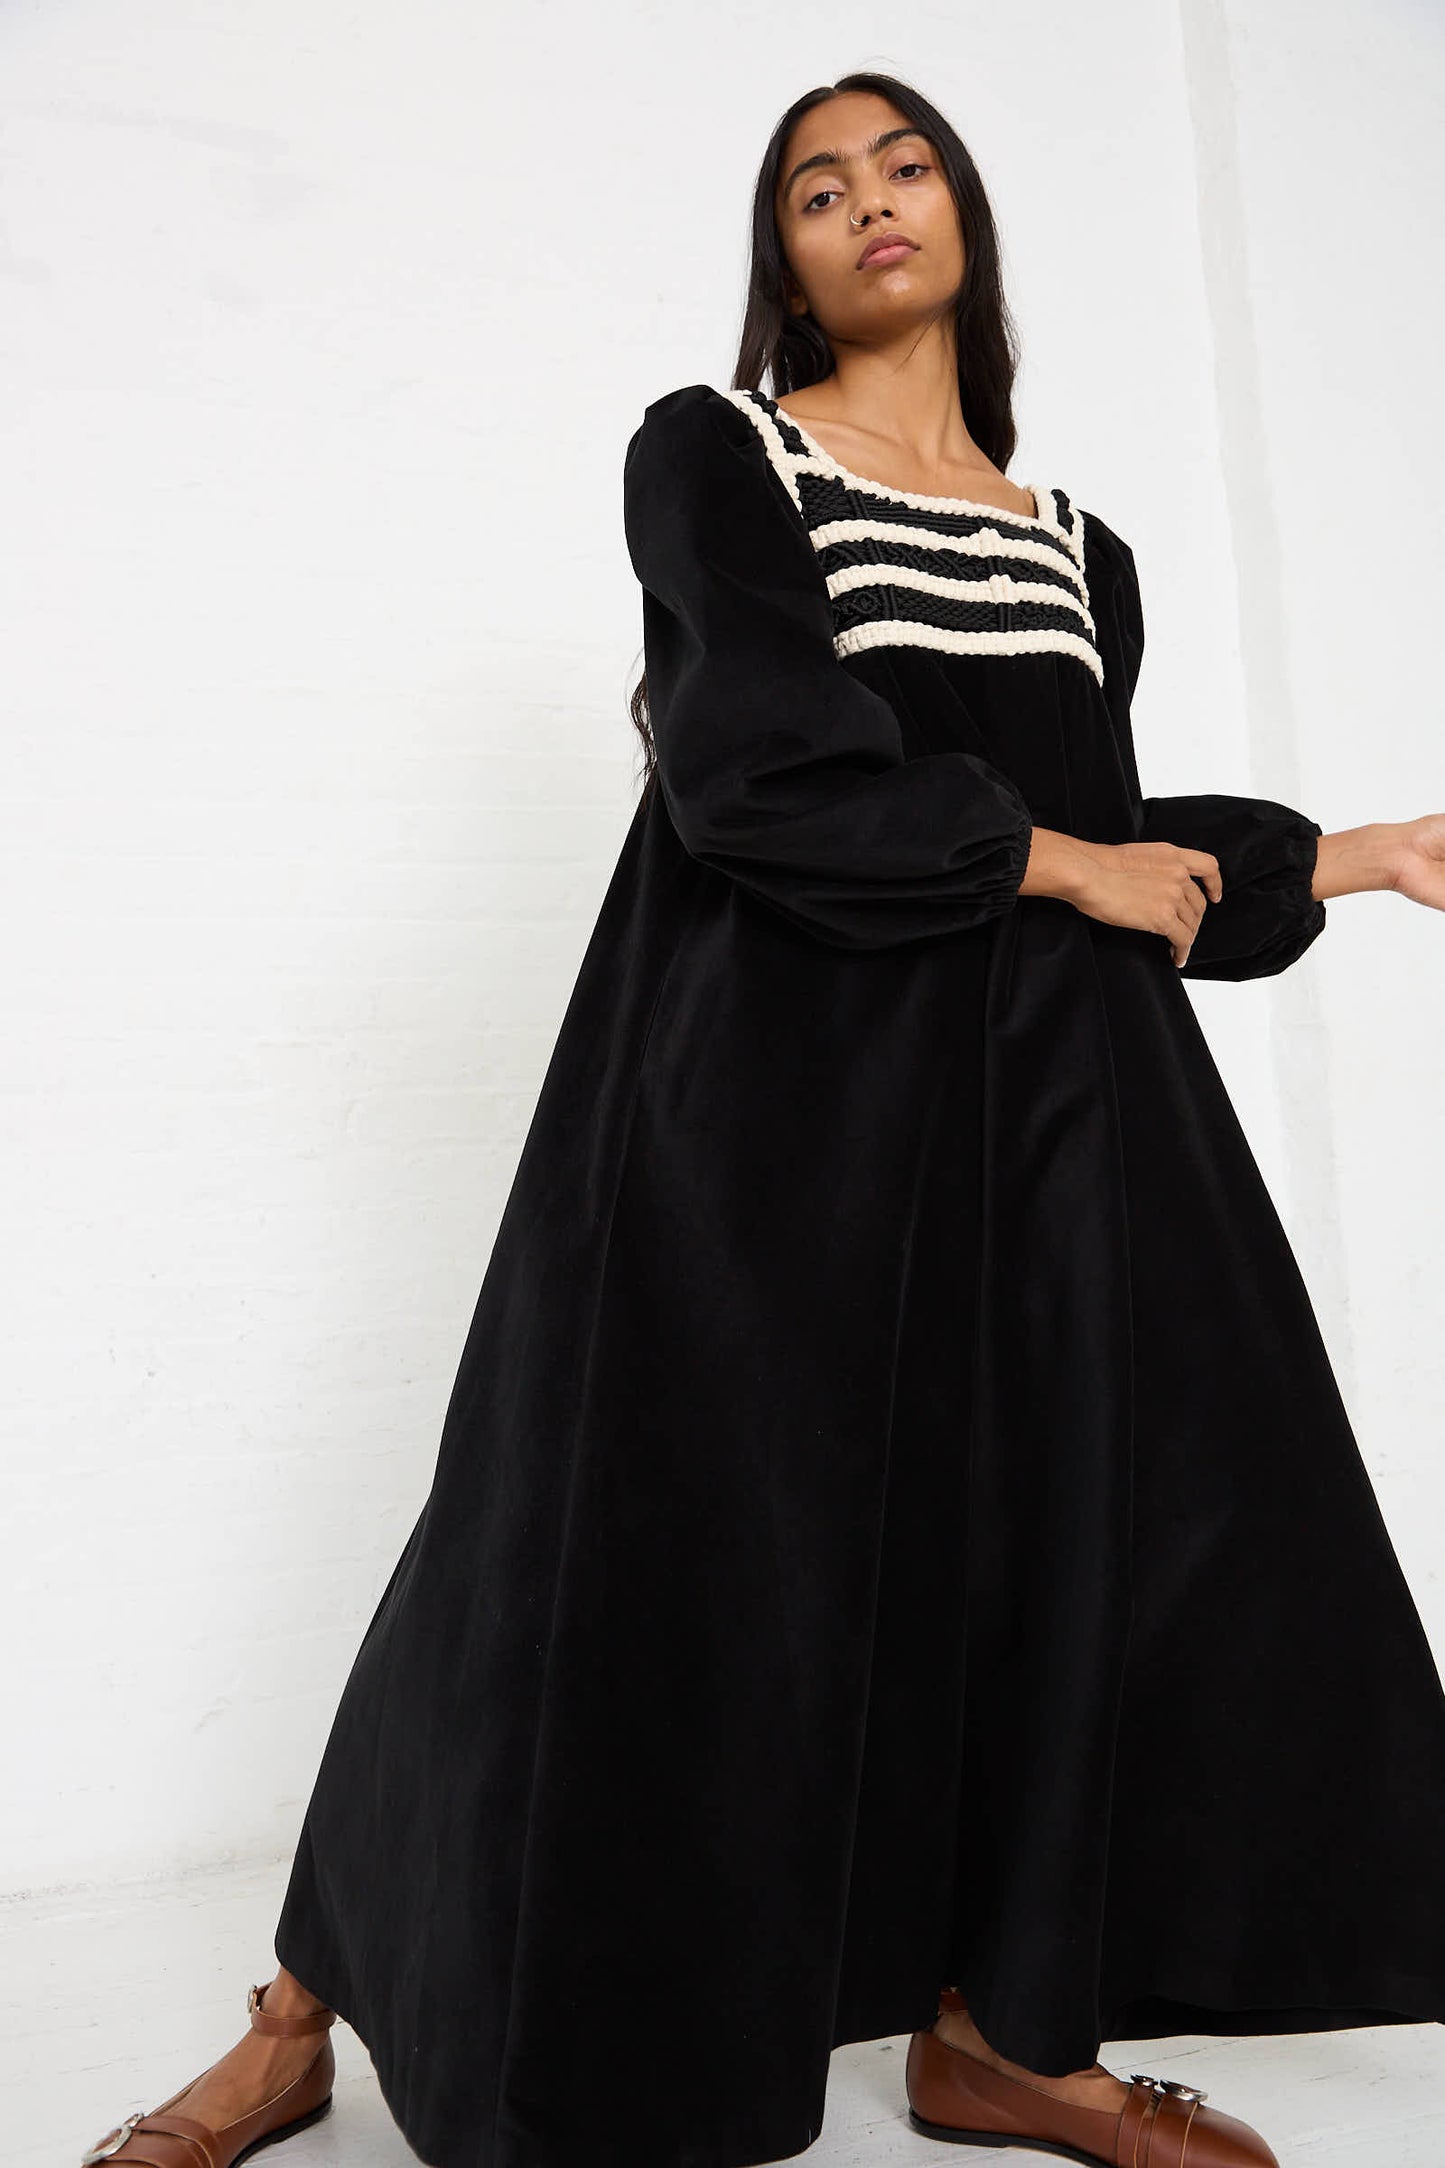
(722, 387, 1103, 688)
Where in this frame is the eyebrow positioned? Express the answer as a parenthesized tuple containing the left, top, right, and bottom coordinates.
(781, 125, 929, 202)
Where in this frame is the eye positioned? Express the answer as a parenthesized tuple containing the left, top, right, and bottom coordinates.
(799, 160, 932, 214)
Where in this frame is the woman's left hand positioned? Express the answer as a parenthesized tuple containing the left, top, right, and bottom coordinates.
(1386, 813, 1445, 910)
(1311, 815, 1445, 904)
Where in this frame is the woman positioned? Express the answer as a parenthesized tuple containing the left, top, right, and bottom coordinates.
(82, 70, 1445, 2168)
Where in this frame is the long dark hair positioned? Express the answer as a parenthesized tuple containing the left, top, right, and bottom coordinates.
(627, 70, 1023, 803)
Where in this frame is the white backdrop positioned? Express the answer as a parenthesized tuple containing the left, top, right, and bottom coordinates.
(4, 0, 1441, 1897)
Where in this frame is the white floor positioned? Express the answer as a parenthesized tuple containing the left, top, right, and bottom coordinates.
(10, 1853, 1442, 2168)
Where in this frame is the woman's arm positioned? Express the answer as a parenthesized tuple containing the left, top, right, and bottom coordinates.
(1019, 826, 1223, 969)
(1023, 811, 1445, 972)
(1313, 814, 1445, 906)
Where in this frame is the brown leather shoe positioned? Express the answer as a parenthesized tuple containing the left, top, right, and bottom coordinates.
(906, 1988, 1280, 2167)
(78, 1979, 336, 2168)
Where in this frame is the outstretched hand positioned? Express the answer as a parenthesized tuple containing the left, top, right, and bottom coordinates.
(1387, 813, 1445, 911)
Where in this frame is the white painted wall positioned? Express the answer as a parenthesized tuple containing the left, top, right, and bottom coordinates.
(3, 0, 1440, 1896)
(1205, 0, 1445, 1632)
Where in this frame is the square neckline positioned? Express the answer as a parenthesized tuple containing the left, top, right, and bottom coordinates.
(758, 390, 1046, 529)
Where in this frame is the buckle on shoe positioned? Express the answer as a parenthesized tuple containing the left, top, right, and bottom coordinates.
(1130, 2072, 1208, 2104)
(81, 2111, 145, 2163)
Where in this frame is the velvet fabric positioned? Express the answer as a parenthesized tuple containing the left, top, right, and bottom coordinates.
(273, 383, 1445, 2168)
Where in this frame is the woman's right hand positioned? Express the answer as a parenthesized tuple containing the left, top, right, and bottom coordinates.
(1020, 829, 1223, 968)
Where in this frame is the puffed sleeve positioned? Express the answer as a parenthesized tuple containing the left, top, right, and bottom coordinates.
(623, 383, 1035, 951)
(1086, 511, 1327, 983)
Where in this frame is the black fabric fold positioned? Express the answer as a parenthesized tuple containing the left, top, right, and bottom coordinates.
(1135, 791, 1325, 979)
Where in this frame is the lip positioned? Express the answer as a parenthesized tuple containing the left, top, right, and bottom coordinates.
(856, 233, 919, 269)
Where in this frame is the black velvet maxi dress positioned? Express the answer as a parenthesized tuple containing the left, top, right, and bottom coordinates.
(272, 381, 1445, 2168)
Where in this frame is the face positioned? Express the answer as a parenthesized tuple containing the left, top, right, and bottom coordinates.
(773, 92, 965, 343)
